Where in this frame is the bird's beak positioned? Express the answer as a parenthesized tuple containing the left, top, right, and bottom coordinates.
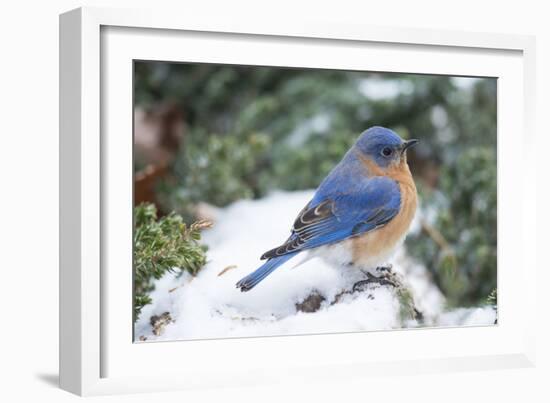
(401, 139, 419, 154)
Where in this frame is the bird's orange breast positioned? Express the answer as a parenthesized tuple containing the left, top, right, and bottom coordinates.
(350, 158, 417, 268)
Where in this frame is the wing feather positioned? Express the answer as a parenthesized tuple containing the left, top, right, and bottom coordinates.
(261, 177, 401, 260)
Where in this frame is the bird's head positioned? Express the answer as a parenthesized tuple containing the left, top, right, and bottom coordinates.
(354, 126, 418, 169)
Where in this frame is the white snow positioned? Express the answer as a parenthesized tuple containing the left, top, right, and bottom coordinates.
(437, 307, 497, 327)
(358, 78, 414, 100)
(286, 114, 331, 147)
(451, 76, 482, 90)
(135, 190, 496, 342)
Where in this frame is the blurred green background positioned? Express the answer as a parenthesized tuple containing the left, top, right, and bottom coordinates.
(133, 61, 497, 308)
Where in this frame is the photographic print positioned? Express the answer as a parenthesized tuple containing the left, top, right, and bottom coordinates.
(133, 61, 497, 342)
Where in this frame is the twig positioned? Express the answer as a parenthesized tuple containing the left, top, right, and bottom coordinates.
(217, 265, 238, 277)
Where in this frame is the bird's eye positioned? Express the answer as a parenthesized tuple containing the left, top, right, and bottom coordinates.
(381, 147, 393, 157)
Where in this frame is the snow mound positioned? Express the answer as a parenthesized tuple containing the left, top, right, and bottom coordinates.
(135, 190, 496, 342)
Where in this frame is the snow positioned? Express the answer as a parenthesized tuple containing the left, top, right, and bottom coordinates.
(358, 78, 414, 100)
(286, 114, 331, 147)
(135, 190, 496, 342)
(451, 76, 482, 90)
(437, 307, 497, 327)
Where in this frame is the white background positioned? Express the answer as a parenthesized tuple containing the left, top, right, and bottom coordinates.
(0, 0, 548, 402)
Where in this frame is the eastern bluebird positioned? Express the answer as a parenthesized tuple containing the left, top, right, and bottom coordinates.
(236, 126, 418, 292)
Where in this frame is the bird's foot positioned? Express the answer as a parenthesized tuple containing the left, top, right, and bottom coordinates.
(353, 266, 399, 292)
(353, 272, 399, 292)
(374, 264, 393, 274)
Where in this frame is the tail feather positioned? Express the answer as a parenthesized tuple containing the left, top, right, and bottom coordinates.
(236, 253, 296, 292)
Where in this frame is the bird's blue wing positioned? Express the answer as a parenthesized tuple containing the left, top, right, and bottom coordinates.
(261, 176, 401, 259)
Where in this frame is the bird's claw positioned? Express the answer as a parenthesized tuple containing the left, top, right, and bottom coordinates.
(352, 268, 399, 292)
(375, 264, 393, 273)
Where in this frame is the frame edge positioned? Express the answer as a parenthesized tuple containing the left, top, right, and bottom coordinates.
(59, 7, 83, 396)
(60, 6, 538, 395)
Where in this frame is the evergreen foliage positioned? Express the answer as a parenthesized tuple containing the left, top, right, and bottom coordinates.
(133, 203, 209, 322)
(408, 147, 497, 306)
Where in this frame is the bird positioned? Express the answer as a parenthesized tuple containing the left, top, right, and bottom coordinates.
(236, 126, 418, 292)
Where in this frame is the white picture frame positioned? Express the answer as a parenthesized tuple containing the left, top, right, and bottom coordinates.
(59, 6, 537, 396)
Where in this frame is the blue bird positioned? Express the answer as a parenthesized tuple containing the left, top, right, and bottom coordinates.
(236, 126, 418, 292)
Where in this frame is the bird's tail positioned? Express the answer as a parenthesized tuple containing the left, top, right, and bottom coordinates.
(236, 253, 296, 292)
